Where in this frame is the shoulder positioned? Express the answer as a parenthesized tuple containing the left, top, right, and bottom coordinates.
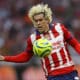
(50, 22, 65, 29)
(51, 23, 68, 33)
(51, 22, 65, 27)
(27, 32, 36, 44)
(53, 22, 67, 29)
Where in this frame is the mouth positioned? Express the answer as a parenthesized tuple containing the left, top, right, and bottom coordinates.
(37, 26, 42, 29)
(37, 27, 43, 30)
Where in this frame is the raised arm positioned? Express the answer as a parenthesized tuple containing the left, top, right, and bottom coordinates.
(61, 24, 80, 54)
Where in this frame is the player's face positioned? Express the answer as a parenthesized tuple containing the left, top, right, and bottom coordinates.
(33, 13, 49, 33)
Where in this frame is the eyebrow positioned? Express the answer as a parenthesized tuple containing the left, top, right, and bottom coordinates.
(33, 12, 45, 20)
(34, 18, 43, 22)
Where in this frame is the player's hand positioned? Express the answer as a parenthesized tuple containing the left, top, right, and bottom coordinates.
(0, 55, 5, 61)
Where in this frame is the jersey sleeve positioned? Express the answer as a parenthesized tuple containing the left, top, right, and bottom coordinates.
(61, 24, 80, 54)
(4, 37, 33, 63)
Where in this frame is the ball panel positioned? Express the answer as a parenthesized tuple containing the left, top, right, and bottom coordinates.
(40, 49, 51, 57)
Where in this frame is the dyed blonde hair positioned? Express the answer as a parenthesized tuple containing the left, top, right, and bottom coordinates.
(28, 4, 52, 23)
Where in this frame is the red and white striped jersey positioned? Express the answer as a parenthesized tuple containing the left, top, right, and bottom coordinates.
(4, 23, 80, 76)
(29, 23, 80, 76)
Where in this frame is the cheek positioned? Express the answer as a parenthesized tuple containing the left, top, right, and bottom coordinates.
(33, 22, 38, 26)
(42, 21, 47, 25)
(41, 20, 45, 24)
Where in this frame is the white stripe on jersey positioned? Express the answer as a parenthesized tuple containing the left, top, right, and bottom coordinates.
(30, 32, 36, 44)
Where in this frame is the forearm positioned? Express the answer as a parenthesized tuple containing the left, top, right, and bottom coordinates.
(4, 51, 33, 63)
(68, 38, 80, 54)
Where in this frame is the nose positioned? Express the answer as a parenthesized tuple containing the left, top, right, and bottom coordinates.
(37, 21, 41, 25)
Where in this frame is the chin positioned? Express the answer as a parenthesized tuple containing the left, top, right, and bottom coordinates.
(39, 30, 44, 33)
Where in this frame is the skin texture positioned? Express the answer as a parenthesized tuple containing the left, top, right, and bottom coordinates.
(33, 13, 49, 33)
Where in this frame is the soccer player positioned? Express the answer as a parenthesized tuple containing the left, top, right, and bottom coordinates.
(0, 4, 80, 80)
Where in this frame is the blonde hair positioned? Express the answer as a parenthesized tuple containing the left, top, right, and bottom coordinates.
(28, 4, 52, 23)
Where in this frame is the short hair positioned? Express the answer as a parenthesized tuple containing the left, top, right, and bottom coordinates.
(28, 4, 52, 23)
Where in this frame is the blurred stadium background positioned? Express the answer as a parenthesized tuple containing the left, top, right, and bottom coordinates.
(0, 0, 80, 80)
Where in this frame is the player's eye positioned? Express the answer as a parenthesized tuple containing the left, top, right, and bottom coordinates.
(34, 19, 43, 22)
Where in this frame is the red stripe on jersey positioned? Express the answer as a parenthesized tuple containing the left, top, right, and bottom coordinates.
(51, 53, 60, 67)
(44, 57, 51, 71)
(60, 48, 67, 64)
(51, 27, 59, 37)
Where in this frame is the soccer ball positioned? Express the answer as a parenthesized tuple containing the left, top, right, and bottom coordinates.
(33, 38, 52, 57)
